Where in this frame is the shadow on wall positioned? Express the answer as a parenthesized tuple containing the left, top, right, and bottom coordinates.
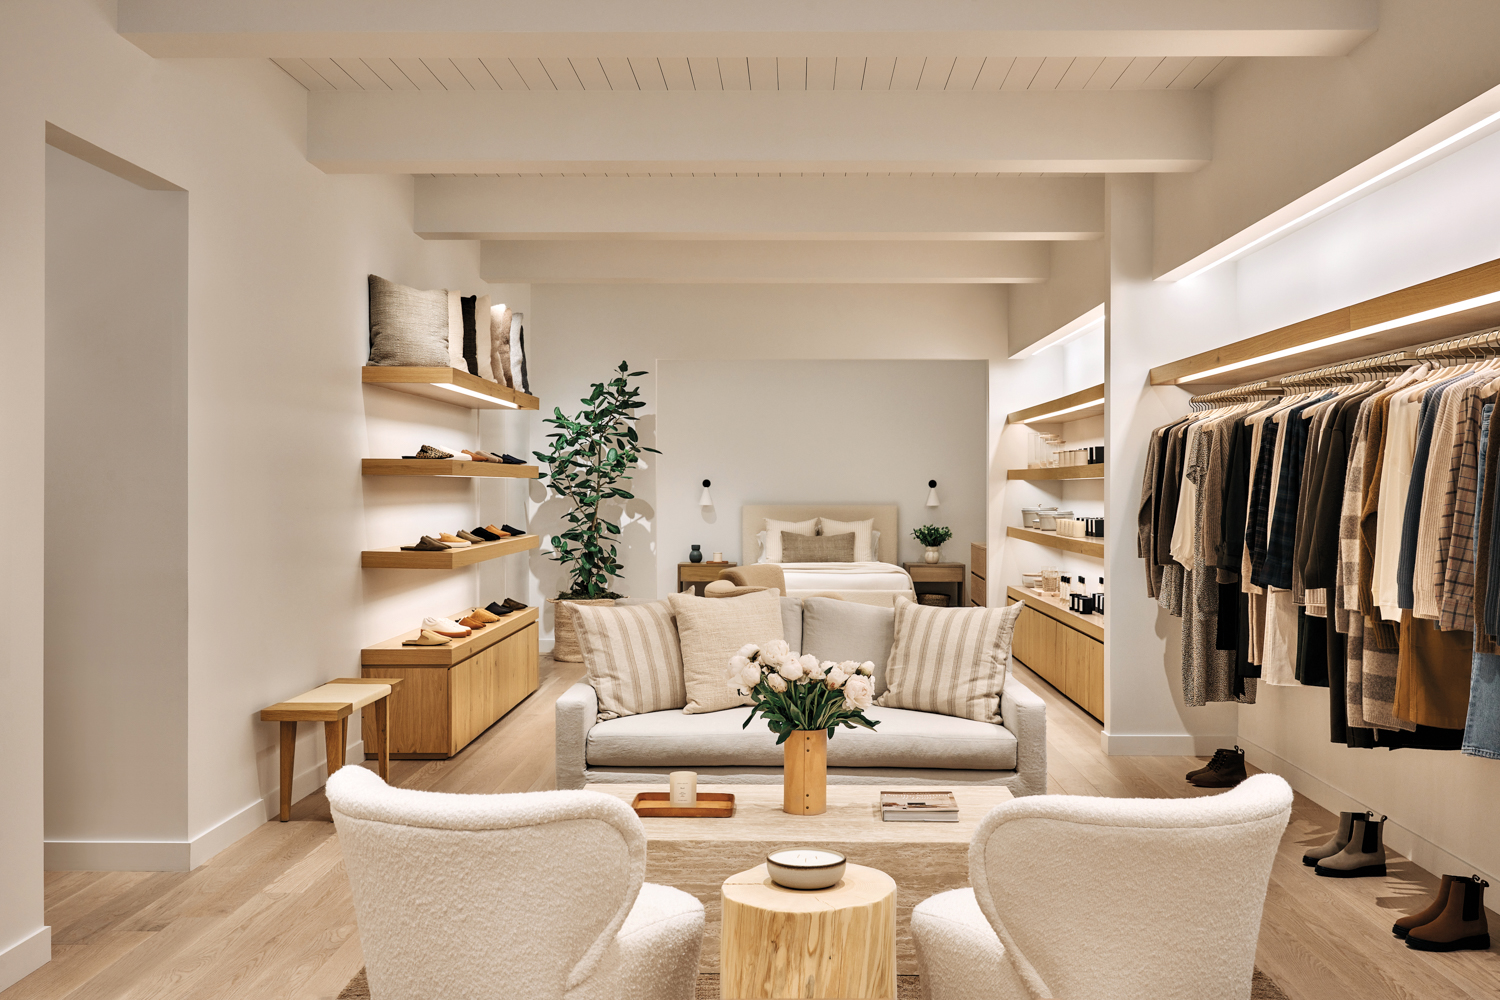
(527, 414, 659, 626)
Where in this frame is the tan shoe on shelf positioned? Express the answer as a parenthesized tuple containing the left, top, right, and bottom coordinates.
(484, 524, 512, 537)
(458, 614, 487, 629)
(467, 607, 502, 624)
(438, 532, 472, 547)
(402, 629, 452, 646)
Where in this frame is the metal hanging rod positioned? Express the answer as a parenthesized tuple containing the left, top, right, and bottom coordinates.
(1188, 380, 1284, 410)
(1278, 350, 1419, 386)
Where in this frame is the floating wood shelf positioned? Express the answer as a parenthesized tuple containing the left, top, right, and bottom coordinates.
(361, 533, 540, 569)
(361, 459, 539, 479)
(362, 606, 539, 667)
(1006, 384, 1105, 424)
(1007, 466, 1104, 481)
(1005, 526, 1104, 558)
(1149, 257, 1500, 388)
(1007, 585, 1103, 642)
(362, 366, 540, 410)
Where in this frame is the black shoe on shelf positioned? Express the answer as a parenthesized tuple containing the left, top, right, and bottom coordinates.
(485, 601, 515, 618)
(471, 526, 503, 541)
(498, 453, 527, 465)
(500, 524, 526, 536)
(500, 597, 530, 612)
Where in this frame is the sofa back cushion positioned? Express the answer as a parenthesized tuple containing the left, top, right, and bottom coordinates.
(799, 597, 896, 696)
(572, 600, 685, 720)
(616, 595, 802, 659)
(668, 589, 784, 714)
(877, 597, 1024, 724)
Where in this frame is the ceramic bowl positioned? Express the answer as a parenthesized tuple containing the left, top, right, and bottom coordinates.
(766, 849, 846, 890)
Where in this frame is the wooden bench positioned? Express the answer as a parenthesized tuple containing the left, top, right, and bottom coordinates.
(259, 677, 402, 822)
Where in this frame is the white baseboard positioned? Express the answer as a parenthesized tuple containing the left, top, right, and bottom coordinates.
(45, 739, 364, 872)
(1239, 738, 1498, 889)
(1100, 730, 1236, 756)
(0, 926, 50, 993)
(540, 637, 555, 653)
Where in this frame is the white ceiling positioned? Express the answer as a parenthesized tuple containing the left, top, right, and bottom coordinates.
(272, 54, 1233, 94)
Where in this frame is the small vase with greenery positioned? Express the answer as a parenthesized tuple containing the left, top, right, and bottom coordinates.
(534, 361, 659, 600)
(913, 524, 953, 564)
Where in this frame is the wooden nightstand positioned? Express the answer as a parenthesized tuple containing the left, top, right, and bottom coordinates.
(678, 561, 736, 596)
(904, 562, 966, 608)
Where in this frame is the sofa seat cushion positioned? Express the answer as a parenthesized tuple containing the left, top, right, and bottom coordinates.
(586, 706, 1016, 771)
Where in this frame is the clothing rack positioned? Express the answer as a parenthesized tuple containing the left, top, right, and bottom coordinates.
(1188, 380, 1284, 410)
(1413, 327, 1500, 360)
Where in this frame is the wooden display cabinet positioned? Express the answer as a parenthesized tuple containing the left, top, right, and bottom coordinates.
(1007, 587, 1103, 721)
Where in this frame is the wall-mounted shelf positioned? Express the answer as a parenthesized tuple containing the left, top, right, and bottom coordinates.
(362, 459, 539, 479)
(362, 606, 539, 666)
(1006, 526, 1104, 558)
(361, 533, 540, 570)
(1007, 466, 1104, 481)
(1006, 384, 1105, 424)
(1007, 586, 1103, 642)
(362, 366, 540, 410)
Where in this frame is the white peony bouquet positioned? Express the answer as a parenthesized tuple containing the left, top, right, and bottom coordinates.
(727, 640, 879, 743)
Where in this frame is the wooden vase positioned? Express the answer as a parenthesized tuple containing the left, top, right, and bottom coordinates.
(782, 729, 828, 815)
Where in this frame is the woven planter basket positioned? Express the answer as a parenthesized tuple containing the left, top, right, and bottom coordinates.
(548, 597, 616, 661)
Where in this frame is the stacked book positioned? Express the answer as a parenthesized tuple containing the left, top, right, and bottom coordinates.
(880, 791, 959, 822)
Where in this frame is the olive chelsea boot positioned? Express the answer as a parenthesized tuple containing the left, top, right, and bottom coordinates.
(1314, 813, 1387, 878)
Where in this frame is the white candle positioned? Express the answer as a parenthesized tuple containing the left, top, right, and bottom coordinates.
(669, 771, 697, 807)
(712, 551, 724, 562)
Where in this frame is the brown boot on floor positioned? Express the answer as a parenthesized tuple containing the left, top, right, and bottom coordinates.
(1187, 746, 1242, 781)
(1395, 874, 1458, 938)
(1407, 876, 1491, 952)
(1189, 747, 1248, 787)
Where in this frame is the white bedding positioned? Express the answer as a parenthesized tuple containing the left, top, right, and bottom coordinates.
(779, 561, 916, 606)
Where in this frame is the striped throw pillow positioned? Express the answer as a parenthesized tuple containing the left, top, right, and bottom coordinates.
(572, 600, 685, 720)
(876, 597, 1024, 724)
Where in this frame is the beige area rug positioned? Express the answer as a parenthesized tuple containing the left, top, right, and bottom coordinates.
(339, 967, 1288, 998)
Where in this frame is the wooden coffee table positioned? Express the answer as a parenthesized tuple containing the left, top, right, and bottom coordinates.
(589, 782, 1014, 974)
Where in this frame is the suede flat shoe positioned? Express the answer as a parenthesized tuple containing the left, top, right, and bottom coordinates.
(422, 616, 471, 638)
(437, 532, 471, 547)
(457, 530, 488, 544)
(402, 629, 452, 646)
(498, 453, 527, 465)
(461, 449, 494, 462)
(500, 524, 526, 536)
(471, 526, 503, 541)
(500, 597, 530, 612)
(484, 524, 512, 537)
(415, 444, 453, 459)
(400, 535, 450, 551)
(467, 607, 502, 623)
(485, 601, 515, 618)
(458, 614, 488, 629)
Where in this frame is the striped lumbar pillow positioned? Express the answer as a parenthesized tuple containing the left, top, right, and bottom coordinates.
(572, 600, 686, 720)
(877, 597, 1025, 724)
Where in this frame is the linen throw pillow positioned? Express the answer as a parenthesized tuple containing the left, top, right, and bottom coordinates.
(367, 274, 452, 367)
(818, 517, 875, 562)
(668, 589, 784, 714)
(572, 600, 686, 720)
(460, 294, 479, 375)
(509, 312, 529, 393)
(876, 597, 1024, 724)
(782, 531, 856, 563)
(474, 294, 494, 380)
(762, 517, 818, 562)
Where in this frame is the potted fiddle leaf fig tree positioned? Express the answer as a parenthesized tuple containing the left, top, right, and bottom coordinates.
(534, 361, 659, 660)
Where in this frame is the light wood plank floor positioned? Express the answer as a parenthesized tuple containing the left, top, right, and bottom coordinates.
(4, 657, 1496, 1000)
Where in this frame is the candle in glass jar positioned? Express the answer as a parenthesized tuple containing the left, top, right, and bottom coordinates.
(669, 771, 697, 807)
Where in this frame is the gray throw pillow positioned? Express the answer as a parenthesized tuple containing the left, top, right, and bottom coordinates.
(368, 274, 451, 367)
(800, 597, 896, 696)
(782, 531, 855, 562)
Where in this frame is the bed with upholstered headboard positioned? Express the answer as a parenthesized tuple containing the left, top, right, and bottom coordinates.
(741, 504, 915, 607)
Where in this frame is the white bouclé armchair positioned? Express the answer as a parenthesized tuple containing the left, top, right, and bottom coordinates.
(912, 774, 1293, 1000)
(327, 767, 704, 1000)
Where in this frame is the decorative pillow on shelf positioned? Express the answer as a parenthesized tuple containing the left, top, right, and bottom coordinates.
(491, 304, 514, 388)
(818, 517, 875, 562)
(510, 312, 530, 394)
(572, 600, 686, 720)
(782, 531, 856, 563)
(460, 294, 479, 375)
(668, 589, 784, 714)
(474, 294, 493, 380)
(761, 518, 818, 562)
(876, 597, 1024, 725)
(367, 274, 452, 367)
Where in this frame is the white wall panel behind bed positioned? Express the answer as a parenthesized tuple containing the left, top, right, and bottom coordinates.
(655, 359, 987, 597)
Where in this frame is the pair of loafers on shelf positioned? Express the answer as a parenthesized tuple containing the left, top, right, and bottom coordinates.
(401, 599, 531, 645)
(402, 444, 527, 465)
(399, 525, 526, 551)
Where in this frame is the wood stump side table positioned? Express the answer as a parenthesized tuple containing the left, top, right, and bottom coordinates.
(721, 862, 896, 999)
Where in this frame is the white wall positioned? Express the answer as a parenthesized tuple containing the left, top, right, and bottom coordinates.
(0, 0, 504, 982)
(1007, 238, 1108, 355)
(655, 359, 988, 593)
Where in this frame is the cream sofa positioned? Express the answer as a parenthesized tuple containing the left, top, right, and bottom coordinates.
(555, 597, 1047, 795)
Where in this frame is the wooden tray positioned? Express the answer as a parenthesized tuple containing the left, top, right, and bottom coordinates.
(631, 792, 736, 818)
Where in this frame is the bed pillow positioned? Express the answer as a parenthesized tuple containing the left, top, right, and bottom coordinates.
(762, 518, 818, 562)
(819, 517, 875, 562)
(800, 597, 896, 696)
(782, 531, 855, 563)
(871, 529, 882, 563)
(572, 600, 686, 720)
(669, 589, 784, 714)
(876, 597, 1024, 724)
(491, 304, 514, 387)
(367, 274, 452, 367)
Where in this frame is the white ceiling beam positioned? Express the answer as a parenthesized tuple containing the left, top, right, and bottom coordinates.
(417, 175, 1102, 241)
(118, 0, 1377, 57)
(310, 90, 1209, 174)
(480, 240, 1050, 283)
